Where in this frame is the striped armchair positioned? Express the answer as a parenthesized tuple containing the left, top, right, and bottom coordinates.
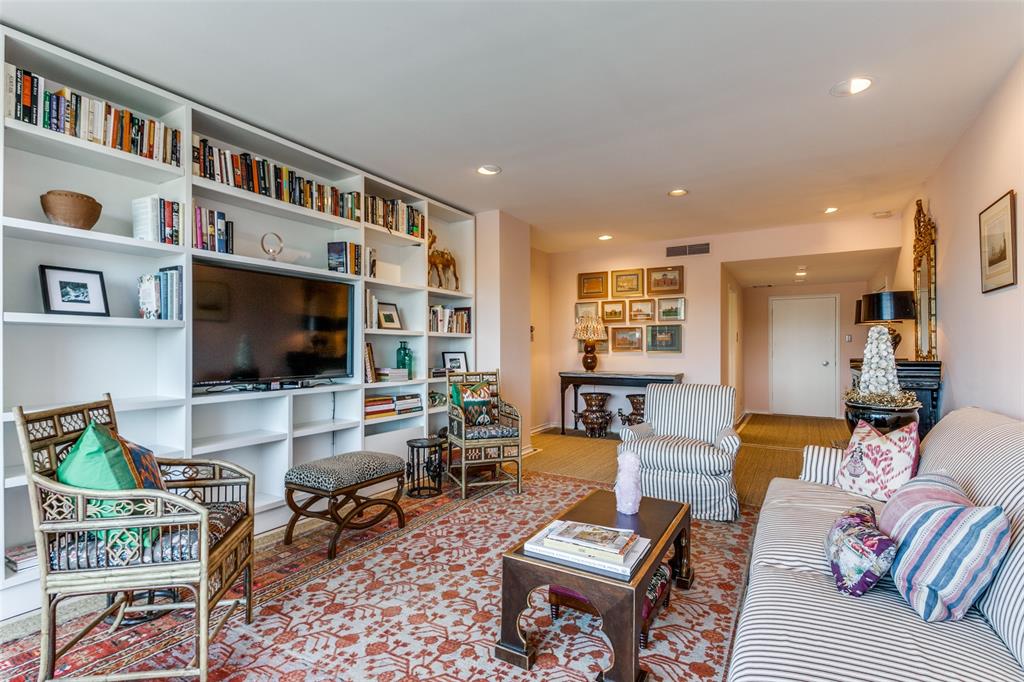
(618, 384, 740, 521)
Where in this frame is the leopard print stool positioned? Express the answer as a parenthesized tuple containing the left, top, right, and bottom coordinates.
(283, 451, 406, 559)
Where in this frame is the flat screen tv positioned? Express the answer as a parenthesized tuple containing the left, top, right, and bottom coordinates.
(192, 262, 353, 386)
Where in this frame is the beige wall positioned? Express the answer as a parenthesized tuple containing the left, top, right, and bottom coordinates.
(530, 248, 554, 431)
(742, 281, 870, 416)
(720, 266, 744, 416)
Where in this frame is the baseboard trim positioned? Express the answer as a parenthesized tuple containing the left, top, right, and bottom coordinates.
(530, 422, 557, 434)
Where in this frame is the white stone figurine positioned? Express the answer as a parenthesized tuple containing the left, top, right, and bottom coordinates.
(615, 448, 642, 515)
(859, 325, 901, 396)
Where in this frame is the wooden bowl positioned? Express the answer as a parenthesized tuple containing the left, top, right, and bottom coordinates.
(39, 190, 102, 230)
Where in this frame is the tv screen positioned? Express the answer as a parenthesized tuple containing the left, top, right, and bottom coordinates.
(192, 262, 353, 386)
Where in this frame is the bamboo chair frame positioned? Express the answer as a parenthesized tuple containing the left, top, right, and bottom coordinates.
(14, 394, 255, 682)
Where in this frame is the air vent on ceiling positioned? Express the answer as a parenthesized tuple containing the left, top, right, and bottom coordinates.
(752, 284, 773, 288)
(666, 242, 710, 257)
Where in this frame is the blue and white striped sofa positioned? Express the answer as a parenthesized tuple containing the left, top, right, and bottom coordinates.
(618, 383, 740, 521)
(730, 407, 1024, 681)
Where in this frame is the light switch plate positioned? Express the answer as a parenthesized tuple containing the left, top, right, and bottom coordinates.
(845, 334, 853, 342)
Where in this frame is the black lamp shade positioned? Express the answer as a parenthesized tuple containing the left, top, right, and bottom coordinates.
(860, 291, 916, 323)
(855, 299, 863, 325)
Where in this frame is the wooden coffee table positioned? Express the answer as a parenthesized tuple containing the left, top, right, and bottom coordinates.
(493, 490, 693, 682)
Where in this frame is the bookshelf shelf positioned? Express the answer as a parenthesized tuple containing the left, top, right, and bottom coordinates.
(427, 377, 448, 384)
(364, 329, 424, 337)
(363, 222, 424, 246)
(191, 249, 359, 284)
(254, 493, 285, 514)
(4, 118, 183, 183)
(364, 278, 423, 293)
(427, 406, 448, 415)
(191, 429, 288, 457)
(428, 332, 473, 338)
(190, 383, 362, 405)
(3, 217, 185, 257)
(365, 379, 426, 388)
(4, 564, 40, 588)
(2, 395, 185, 422)
(292, 418, 361, 438)
(427, 286, 473, 300)
(364, 411, 425, 425)
(2, 312, 184, 329)
(192, 177, 361, 232)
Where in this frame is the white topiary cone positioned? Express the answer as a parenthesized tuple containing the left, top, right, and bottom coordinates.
(860, 325, 901, 396)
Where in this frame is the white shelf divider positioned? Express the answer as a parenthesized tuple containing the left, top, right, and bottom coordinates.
(191, 248, 359, 283)
(191, 429, 288, 457)
(3, 312, 184, 329)
(192, 176, 361, 232)
(363, 411, 425, 425)
(3, 217, 185, 257)
(292, 418, 362, 438)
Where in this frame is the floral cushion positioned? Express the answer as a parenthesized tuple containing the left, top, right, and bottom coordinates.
(825, 504, 897, 596)
(834, 420, 919, 501)
(465, 424, 518, 440)
(550, 563, 672, 621)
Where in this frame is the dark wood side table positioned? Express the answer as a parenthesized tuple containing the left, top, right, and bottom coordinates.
(559, 371, 683, 434)
(850, 359, 942, 438)
(494, 490, 693, 682)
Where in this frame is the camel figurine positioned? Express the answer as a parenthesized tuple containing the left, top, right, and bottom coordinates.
(428, 229, 460, 290)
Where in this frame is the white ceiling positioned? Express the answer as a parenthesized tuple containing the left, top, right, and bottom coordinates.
(2, 2, 1021, 252)
(726, 248, 900, 287)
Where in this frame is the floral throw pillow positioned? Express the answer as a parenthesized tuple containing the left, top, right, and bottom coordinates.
(834, 420, 919, 501)
(825, 504, 897, 596)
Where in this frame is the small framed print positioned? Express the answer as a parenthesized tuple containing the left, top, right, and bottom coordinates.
(647, 265, 684, 295)
(442, 351, 469, 371)
(657, 297, 686, 321)
(377, 302, 403, 329)
(628, 298, 654, 322)
(38, 265, 109, 316)
(610, 326, 643, 352)
(577, 271, 608, 299)
(601, 300, 626, 323)
(647, 324, 682, 353)
(611, 269, 644, 298)
(575, 301, 599, 321)
(578, 326, 609, 354)
(979, 189, 1017, 293)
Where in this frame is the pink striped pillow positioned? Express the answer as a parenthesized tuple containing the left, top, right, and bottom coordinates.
(878, 472, 968, 536)
(834, 420, 919, 501)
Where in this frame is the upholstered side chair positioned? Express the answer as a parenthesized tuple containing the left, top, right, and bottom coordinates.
(618, 383, 741, 521)
(14, 395, 255, 682)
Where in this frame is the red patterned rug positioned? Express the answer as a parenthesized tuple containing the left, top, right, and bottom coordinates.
(0, 473, 756, 681)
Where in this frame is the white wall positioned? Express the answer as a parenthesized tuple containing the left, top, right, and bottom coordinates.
(530, 248, 554, 431)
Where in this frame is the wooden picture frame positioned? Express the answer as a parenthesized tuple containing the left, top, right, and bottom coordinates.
(657, 297, 685, 321)
(601, 300, 626, 323)
(628, 298, 655, 322)
(646, 324, 683, 353)
(575, 301, 599, 321)
(611, 269, 644, 298)
(38, 265, 109, 316)
(646, 266, 684, 295)
(979, 189, 1017, 293)
(377, 302, 403, 329)
(577, 271, 608, 299)
(610, 326, 643, 352)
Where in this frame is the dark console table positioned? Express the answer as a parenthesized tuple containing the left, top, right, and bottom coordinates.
(559, 370, 684, 434)
(850, 359, 942, 438)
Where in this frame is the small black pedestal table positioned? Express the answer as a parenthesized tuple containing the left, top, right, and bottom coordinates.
(406, 437, 444, 498)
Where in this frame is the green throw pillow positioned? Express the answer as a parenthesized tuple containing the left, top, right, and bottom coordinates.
(459, 381, 493, 426)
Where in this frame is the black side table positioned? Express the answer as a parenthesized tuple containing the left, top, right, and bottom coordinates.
(406, 437, 444, 497)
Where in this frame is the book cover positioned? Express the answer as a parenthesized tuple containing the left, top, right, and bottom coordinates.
(138, 274, 160, 319)
(547, 521, 637, 553)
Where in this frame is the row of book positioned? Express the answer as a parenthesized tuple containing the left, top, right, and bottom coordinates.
(193, 204, 234, 254)
(138, 265, 184, 321)
(365, 290, 383, 329)
(5, 542, 38, 574)
(364, 393, 422, 419)
(4, 64, 182, 167)
(132, 195, 182, 246)
(429, 305, 472, 334)
(365, 195, 424, 238)
(524, 521, 650, 579)
(192, 137, 361, 221)
(327, 241, 363, 275)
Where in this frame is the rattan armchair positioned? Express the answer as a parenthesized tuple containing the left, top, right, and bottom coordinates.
(14, 395, 255, 682)
(446, 370, 522, 498)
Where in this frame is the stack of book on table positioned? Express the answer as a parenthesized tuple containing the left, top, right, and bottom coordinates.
(524, 521, 650, 579)
(5, 542, 39, 574)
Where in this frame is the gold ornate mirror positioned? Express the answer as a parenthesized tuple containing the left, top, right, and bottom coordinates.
(913, 199, 937, 360)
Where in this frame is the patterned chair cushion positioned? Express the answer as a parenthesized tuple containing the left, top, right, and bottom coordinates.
(550, 563, 672, 621)
(284, 451, 404, 492)
(48, 501, 246, 569)
(465, 424, 519, 440)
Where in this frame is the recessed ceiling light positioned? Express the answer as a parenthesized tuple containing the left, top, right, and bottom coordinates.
(830, 76, 873, 97)
(795, 271, 807, 277)
(667, 188, 689, 197)
(873, 210, 894, 219)
(598, 235, 613, 241)
(476, 165, 502, 176)
(824, 207, 839, 214)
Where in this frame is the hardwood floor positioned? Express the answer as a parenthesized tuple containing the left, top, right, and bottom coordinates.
(526, 414, 850, 508)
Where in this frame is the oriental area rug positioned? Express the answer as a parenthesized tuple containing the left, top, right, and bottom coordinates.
(0, 473, 757, 681)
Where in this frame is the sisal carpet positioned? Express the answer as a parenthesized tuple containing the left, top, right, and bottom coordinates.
(1, 473, 757, 682)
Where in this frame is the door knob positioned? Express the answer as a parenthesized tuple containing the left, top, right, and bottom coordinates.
(822, 361, 830, 366)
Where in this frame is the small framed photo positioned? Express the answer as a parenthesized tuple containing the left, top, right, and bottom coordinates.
(575, 301, 599, 320)
(377, 302, 403, 329)
(647, 266, 684, 295)
(577, 271, 608, 299)
(38, 265, 109, 316)
(628, 298, 655, 322)
(601, 300, 626, 323)
(610, 326, 643, 352)
(979, 189, 1017, 293)
(442, 351, 469, 372)
(657, 297, 686, 321)
(578, 326, 609, 354)
(647, 324, 683, 353)
(611, 268, 644, 298)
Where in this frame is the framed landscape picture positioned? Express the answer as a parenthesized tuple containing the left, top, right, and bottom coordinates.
(979, 189, 1017, 293)
(657, 297, 686, 321)
(610, 326, 643, 352)
(377, 302, 403, 329)
(628, 298, 655, 322)
(38, 265, 109, 316)
(611, 268, 645, 297)
(647, 265, 684, 295)
(575, 301, 599, 321)
(646, 324, 682, 353)
(601, 300, 626, 323)
(577, 271, 609, 299)
(578, 326, 609, 354)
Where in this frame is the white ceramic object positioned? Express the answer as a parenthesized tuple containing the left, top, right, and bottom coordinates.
(615, 449, 642, 515)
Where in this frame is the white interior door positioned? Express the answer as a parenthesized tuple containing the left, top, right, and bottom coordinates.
(770, 296, 838, 417)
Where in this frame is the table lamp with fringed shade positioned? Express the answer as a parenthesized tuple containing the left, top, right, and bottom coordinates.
(573, 315, 608, 372)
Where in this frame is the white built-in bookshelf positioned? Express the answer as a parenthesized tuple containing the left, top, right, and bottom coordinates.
(0, 26, 475, 620)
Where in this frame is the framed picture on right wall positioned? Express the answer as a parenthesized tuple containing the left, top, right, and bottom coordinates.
(979, 189, 1017, 293)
